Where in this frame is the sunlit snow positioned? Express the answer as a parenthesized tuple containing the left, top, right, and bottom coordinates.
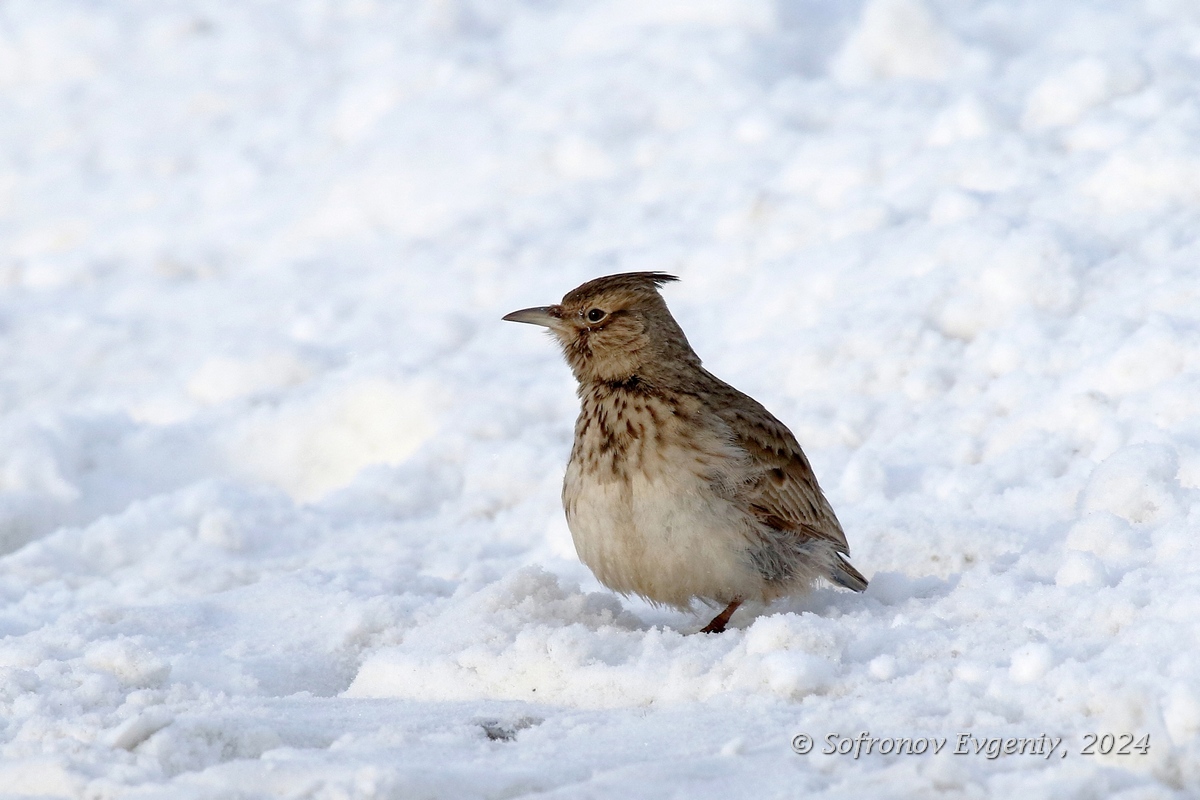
(1, 0, 1199, 796)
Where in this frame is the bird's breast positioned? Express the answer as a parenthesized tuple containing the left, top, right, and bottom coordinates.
(561, 384, 761, 607)
(566, 383, 734, 478)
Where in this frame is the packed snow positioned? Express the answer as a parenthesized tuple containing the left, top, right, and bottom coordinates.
(2, 0, 1200, 796)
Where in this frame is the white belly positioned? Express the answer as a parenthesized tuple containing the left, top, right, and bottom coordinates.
(563, 456, 765, 608)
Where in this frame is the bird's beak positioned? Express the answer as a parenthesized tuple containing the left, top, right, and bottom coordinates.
(502, 305, 563, 328)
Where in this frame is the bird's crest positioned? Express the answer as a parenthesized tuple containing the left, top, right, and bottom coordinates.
(563, 272, 679, 305)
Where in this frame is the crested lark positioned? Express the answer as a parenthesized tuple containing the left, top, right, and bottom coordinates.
(504, 272, 867, 633)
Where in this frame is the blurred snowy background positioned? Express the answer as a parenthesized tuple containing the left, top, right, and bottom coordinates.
(1, 0, 1199, 796)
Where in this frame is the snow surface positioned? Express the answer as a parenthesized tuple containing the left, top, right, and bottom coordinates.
(2, 0, 1200, 796)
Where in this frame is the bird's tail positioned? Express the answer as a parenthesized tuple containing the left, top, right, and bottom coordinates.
(830, 555, 868, 592)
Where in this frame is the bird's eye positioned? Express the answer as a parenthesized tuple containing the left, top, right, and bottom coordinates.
(586, 308, 606, 323)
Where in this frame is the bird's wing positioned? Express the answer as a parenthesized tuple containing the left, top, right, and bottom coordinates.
(712, 392, 851, 554)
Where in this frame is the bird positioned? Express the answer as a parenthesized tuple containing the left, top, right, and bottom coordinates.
(503, 272, 867, 633)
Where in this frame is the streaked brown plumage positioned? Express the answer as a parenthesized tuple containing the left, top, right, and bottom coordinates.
(503, 272, 867, 633)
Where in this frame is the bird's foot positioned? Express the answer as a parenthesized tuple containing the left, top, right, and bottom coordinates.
(699, 599, 743, 634)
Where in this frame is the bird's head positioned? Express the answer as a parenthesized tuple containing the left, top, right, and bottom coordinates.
(503, 272, 700, 385)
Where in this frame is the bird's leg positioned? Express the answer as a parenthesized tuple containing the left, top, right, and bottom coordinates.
(700, 599, 743, 634)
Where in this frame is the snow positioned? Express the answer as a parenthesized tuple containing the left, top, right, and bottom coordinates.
(2, 0, 1199, 796)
